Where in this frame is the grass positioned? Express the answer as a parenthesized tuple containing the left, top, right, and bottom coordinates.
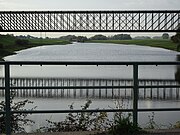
(88, 39, 178, 52)
(29, 38, 70, 45)
(0, 35, 71, 60)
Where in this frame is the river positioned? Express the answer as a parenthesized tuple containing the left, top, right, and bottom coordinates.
(2, 42, 179, 79)
(1, 42, 180, 132)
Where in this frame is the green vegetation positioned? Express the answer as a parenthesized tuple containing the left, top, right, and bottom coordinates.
(59, 35, 88, 42)
(145, 112, 159, 129)
(89, 34, 132, 40)
(0, 91, 36, 133)
(29, 38, 70, 45)
(109, 34, 132, 40)
(58, 34, 132, 42)
(174, 121, 180, 129)
(109, 113, 142, 135)
(40, 100, 143, 135)
(1, 97, 178, 134)
(171, 31, 180, 51)
(0, 34, 71, 60)
(41, 100, 108, 132)
(162, 33, 169, 39)
(90, 34, 108, 40)
(88, 39, 178, 52)
(108, 100, 143, 135)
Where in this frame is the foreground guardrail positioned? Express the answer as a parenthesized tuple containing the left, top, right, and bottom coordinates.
(0, 61, 180, 135)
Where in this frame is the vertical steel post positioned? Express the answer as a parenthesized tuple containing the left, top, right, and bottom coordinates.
(133, 64, 139, 126)
(5, 63, 11, 135)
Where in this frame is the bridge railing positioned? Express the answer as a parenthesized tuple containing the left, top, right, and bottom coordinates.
(0, 61, 180, 135)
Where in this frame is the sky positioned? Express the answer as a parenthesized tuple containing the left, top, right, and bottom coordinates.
(0, 0, 180, 11)
(0, 0, 180, 37)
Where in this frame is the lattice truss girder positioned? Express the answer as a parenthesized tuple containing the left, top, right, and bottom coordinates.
(0, 11, 180, 32)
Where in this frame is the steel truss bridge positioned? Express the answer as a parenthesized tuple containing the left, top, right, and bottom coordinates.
(1, 10, 180, 135)
(0, 10, 180, 32)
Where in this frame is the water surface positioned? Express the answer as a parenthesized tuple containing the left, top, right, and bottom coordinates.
(1, 43, 180, 132)
(3, 42, 179, 79)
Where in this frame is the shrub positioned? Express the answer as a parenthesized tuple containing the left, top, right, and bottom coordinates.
(174, 121, 180, 129)
(15, 39, 29, 46)
(162, 33, 169, 39)
(107, 99, 142, 135)
(0, 43, 4, 49)
(108, 113, 141, 135)
(40, 100, 108, 132)
(41, 99, 143, 135)
(0, 91, 36, 133)
(145, 112, 160, 129)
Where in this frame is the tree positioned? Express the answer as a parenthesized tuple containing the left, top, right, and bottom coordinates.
(90, 34, 107, 40)
(171, 32, 180, 51)
(15, 39, 29, 46)
(0, 43, 4, 49)
(76, 36, 88, 42)
(59, 35, 77, 41)
(162, 33, 169, 39)
(134, 36, 151, 40)
(110, 34, 132, 40)
(175, 55, 180, 83)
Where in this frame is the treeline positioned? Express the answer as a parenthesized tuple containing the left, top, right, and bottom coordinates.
(59, 34, 132, 42)
(58, 33, 169, 42)
(0, 34, 29, 48)
(134, 33, 170, 40)
(0, 34, 30, 60)
(59, 35, 88, 42)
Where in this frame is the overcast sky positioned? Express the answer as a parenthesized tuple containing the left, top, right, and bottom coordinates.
(0, 0, 180, 11)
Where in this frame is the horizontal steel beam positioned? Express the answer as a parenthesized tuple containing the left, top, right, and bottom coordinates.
(1, 108, 180, 115)
(0, 61, 180, 65)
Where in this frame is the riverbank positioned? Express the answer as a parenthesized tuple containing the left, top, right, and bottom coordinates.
(1, 36, 178, 61)
(0, 35, 71, 61)
(88, 39, 178, 52)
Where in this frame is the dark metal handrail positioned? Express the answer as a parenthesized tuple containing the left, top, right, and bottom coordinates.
(0, 61, 180, 135)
